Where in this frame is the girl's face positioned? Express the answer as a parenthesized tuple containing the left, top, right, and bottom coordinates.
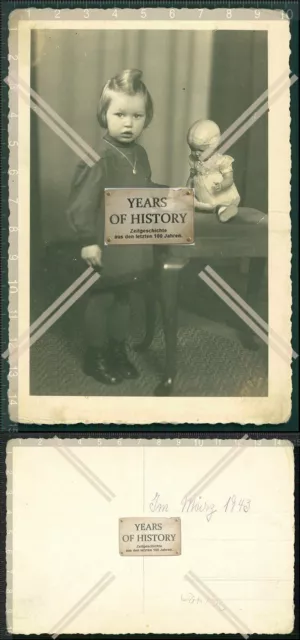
(106, 92, 147, 143)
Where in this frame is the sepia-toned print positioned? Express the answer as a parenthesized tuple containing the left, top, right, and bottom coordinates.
(6, 8, 296, 424)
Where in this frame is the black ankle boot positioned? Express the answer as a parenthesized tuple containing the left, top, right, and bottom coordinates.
(109, 340, 139, 379)
(83, 347, 123, 385)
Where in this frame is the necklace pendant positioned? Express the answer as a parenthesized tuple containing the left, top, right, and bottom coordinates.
(133, 168, 137, 175)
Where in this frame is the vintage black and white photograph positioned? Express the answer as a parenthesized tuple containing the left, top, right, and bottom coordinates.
(9, 9, 292, 423)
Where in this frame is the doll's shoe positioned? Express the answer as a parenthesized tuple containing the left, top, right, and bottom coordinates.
(109, 340, 139, 379)
(216, 204, 238, 223)
(83, 347, 123, 385)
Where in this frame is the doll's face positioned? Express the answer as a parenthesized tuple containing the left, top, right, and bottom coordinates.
(190, 142, 216, 159)
(106, 92, 146, 143)
(189, 142, 216, 173)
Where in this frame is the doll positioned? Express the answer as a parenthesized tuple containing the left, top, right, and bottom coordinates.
(186, 119, 240, 223)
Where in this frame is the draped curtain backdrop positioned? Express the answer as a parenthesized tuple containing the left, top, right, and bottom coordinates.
(30, 29, 267, 247)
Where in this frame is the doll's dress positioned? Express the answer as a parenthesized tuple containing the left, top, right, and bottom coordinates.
(190, 153, 240, 208)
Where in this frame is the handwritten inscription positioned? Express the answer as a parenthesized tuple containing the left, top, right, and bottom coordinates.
(149, 492, 169, 512)
(181, 593, 225, 610)
(149, 493, 251, 522)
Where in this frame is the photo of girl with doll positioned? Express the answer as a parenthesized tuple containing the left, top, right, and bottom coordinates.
(67, 69, 241, 387)
(66, 68, 167, 385)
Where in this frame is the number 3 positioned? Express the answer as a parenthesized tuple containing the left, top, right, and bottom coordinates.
(243, 499, 251, 512)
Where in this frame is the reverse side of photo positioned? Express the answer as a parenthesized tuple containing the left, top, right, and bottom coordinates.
(7, 437, 295, 635)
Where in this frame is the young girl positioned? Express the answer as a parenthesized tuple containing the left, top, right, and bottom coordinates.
(186, 119, 240, 223)
(66, 69, 160, 385)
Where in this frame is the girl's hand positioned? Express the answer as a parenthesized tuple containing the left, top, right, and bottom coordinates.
(81, 245, 102, 268)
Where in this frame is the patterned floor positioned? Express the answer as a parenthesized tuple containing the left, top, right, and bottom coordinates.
(30, 261, 268, 397)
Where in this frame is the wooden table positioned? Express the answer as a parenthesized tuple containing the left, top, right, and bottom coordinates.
(137, 208, 268, 396)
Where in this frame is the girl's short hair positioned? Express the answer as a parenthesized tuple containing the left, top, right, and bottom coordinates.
(97, 69, 153, 128)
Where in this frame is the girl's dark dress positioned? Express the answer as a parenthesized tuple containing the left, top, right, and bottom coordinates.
(66, 133, 160, 348)
(67, 133, 156, 284)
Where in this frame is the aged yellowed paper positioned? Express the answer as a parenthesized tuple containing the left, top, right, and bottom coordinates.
(7, 438, 294, 634)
